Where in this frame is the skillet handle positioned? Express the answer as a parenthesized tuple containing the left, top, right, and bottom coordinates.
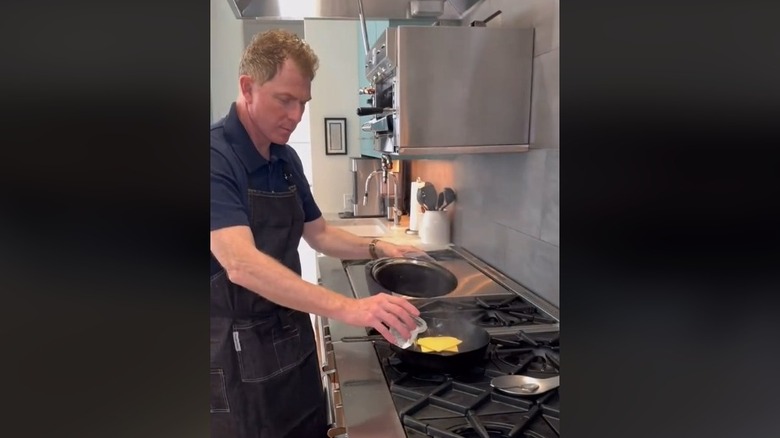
(341, 335, 385, 343)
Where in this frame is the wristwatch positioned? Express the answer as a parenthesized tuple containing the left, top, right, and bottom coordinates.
(368, 238, 381, 259)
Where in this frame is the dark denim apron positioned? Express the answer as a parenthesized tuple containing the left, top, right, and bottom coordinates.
(210, 170, 327, 438)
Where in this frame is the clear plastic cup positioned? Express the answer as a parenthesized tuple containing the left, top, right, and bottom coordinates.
(390, 315, 428, 349)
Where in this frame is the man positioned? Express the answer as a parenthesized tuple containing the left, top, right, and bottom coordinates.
(210, 29, 421, 437)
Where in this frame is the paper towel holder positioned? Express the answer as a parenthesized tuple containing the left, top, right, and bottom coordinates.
(405, 177, 424, 235)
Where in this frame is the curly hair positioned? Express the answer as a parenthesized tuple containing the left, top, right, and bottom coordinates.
(239, 29, 319, 84)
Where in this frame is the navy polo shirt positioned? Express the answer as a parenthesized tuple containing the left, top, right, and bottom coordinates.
(211, 103, 322, 275)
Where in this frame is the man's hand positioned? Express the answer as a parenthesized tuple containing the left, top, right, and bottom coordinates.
(376, 240, 422, 258)
(340, 293, 421, 343)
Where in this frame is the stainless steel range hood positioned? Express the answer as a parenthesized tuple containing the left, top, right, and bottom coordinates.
(227, 0, 485, 21)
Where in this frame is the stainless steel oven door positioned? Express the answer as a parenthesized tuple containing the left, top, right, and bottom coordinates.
(316, 314, 345, 434)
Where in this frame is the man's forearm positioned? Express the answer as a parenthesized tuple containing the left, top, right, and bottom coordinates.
(227, 247, 353, 318)
(212, 225, 422, 342)
(307, 225, 376, 260)
(211, 226, 353, 319)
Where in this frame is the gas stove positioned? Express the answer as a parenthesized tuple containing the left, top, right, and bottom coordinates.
(324, 247, 560, 438)
(343, 247, 559, 326)
(375, 330, 560, 438)
(412, 295, 558, 331)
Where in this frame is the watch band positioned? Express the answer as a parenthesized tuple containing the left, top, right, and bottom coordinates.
(368, 238, 381, 259)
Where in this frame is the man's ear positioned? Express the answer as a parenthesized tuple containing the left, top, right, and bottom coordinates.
(239, 75, 255, 103)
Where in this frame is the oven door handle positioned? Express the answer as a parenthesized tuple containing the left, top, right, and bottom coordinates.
(324, 370, 344, 433)
(327, 426, 347, 438)
(357, 107, 395, 117)
(323, 373, 336, 427)
(316, 315, 333, 372)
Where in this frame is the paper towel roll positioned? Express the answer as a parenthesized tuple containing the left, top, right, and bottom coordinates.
(409, 178, 425, 232)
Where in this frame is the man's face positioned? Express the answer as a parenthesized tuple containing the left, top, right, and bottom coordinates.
(244, 58, 312, 146)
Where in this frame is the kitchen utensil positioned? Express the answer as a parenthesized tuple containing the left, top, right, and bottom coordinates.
(440, 187, 457, 210)
(417, 182, 438, 211)
(436, 191, 445, 210)
(342, 317, 491, 372)
(416, 186, 427, 212)
(490, 375, 560, 396)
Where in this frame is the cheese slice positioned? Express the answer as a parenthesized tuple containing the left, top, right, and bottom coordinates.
(419, 344, 459, 353)
(416, 336, 463, 352)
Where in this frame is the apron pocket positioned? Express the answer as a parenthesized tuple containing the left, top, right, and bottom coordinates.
(233, 316, 307, 382)
(209, 369, 230, 413)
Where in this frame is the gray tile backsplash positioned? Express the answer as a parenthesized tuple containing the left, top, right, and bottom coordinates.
(453, 209, 508, 267)
(530, 49, 559, 150)
(540, 149, 560, 247)
(552, 0, 560, 52)
(453, 202, 560, 307)
(503, 230, 560, 306)
(454, 151, 548, 239)
(449, 149, 559, 307)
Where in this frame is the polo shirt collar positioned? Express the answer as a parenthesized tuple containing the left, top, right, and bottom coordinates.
(224, 102, 289, 173)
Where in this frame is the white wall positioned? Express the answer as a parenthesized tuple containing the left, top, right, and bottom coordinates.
(210, 0, 244, 123)
(210, 2, 307, 125)
(210, 3, 319, 286)
(303, 19, 361, 214)
(211, 8, 356, 214)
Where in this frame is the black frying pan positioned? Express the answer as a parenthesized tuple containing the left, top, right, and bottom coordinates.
(342, 317, 491, 372)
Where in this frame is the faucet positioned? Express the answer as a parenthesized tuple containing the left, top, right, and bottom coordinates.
(362, 154, 401, 227)
(362, 169, 382, 206)
(381, 154, 401, 227)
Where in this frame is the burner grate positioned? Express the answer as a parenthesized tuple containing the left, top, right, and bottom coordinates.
(375, 329, 560, 438)
(410, 295, 557, 329)
(475, 296, 558, 326)
(404, 409, 557, 438)
(487, 331, 560, 377)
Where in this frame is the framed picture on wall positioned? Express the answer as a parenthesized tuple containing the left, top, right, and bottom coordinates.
(324, 117, 347, 155)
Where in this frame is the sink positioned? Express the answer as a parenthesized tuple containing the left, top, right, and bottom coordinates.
(331, 218, 390, 237)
